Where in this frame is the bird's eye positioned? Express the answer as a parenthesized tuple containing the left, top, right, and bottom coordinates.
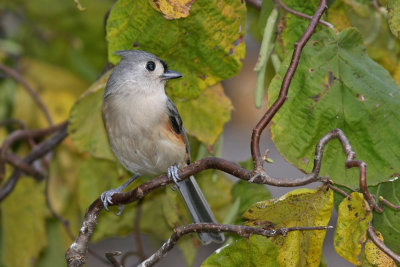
(146, 61, 156, 71)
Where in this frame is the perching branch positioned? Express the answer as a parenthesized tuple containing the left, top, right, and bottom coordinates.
(251, 0, 328, 172)
(138, 223, 332, 267)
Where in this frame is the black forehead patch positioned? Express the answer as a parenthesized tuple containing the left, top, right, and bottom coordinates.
(160, 60, 168, 72)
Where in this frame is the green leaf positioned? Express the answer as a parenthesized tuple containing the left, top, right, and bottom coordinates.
(276, 0, 322, 57)
(269, 28, 400, 188)
(368, 178, 400, 253)
(388, 0, 400, 39)
(1, 178, 47, 267)
(334, 192, 372, 265)
(202, 235, 280, 267)
(4, 0, 110, 81)
(174, 84, 232, 146)
(34, 219, 68, 267)
(243, 187, 333, 267)
(231, 180, 271, 222)
(68, 71, 115, 160)
(106, 0, 246, 98)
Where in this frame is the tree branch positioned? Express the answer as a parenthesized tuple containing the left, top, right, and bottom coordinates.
(251, 0, 328, 172)
(0, 122, 68, 201)
(0, 62, 53, 125)
(138, 223, 332, 267)
(276, 0, 333, 28)
(0, 122, 66, 182)
(367, 223, 400, 264)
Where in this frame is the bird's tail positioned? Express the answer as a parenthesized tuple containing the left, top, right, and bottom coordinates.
(177, 176, 225, 245)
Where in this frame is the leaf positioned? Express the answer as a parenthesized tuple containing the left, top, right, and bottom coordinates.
(334, 192, 372, 265)
(243, 187, 333, 267)
(68, 71, 115, 160)
(269, 28, 400, 188)
(13, 58, 88, 128)
(174, 84, 232, 145)
(106, 0, 246, 98)
(368, 178, 400, 253)
(231, 180, 271, 222)
(202, 235, 280, 267)
(149, 0, 195, 20)
(275, 0, 322, 57)
(364, 231, 397, 267)
(34, 219, 69, 267)
(5, 0, 110, 81)
(1, 178, 47, 267)
(388, 0, 400, 39)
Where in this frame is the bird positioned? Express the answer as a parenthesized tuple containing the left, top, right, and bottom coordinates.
(101, 50, 224, 244)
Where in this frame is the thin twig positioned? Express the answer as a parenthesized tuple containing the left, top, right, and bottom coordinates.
(326, 184, 352, 200)
(367, 223, 400, 264)
(251, 0, 328, 172)
(0, 63, 53, 125)
(276, 0, 333, 28)
(138, 223, 332, 267)
(105, 251, 122, 267)
(378, 196, 400, 211)
(0, 118, 36, 148)
(5, 152, 45, 180)
(0, 122, 66, 182)
(0, 123, 68, 201)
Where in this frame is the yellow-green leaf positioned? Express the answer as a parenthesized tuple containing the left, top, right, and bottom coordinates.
(13, 58, 88, 128)
(202, 235, 279, 267)
(334, 192, 372, 265)
(106, 0, 246, 98)
(243, 187, 333, 267)
(365, 231, 396, 267)
(174, 84, 232, 146)
(1, 178, 47, 267)
(388, 0, 400, 39)
(68, 71, 115, 160)
(149, 0, 195, 20)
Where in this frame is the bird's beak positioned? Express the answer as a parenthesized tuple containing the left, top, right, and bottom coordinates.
(161, 70, 182, 80)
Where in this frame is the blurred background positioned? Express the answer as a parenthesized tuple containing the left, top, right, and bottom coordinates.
(3, 0, 395, 266)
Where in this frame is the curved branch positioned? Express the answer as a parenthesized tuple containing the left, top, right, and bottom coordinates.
(138, 223, 332, 267)
(0, 122, 67, 182)
(0, 123, 68, 201)
(251, 0, 328, 171)
(276, 0, 333, 28)
(367, 223, 400, 264)
(0, 63, 53, 125)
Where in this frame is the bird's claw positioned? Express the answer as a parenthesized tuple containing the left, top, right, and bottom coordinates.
(167, 165, 181, 190)
(100, 174, 139, 215)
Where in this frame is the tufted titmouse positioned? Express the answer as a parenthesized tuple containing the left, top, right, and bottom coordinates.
(101, 50, 224, 244)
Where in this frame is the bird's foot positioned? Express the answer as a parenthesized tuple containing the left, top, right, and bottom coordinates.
(100, 174, 139, 215)
(167, 165, 181, 190)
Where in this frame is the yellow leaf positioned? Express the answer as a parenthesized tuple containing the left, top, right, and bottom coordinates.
(13, 58, 88, 128)
(334, 192, 372, 265)
(243, 187, 333, 267)
(365, 232, 396, 267)
(174, 84, 233, 146)
(1, 178, 47, 267)
(149, 0, 195, 20)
